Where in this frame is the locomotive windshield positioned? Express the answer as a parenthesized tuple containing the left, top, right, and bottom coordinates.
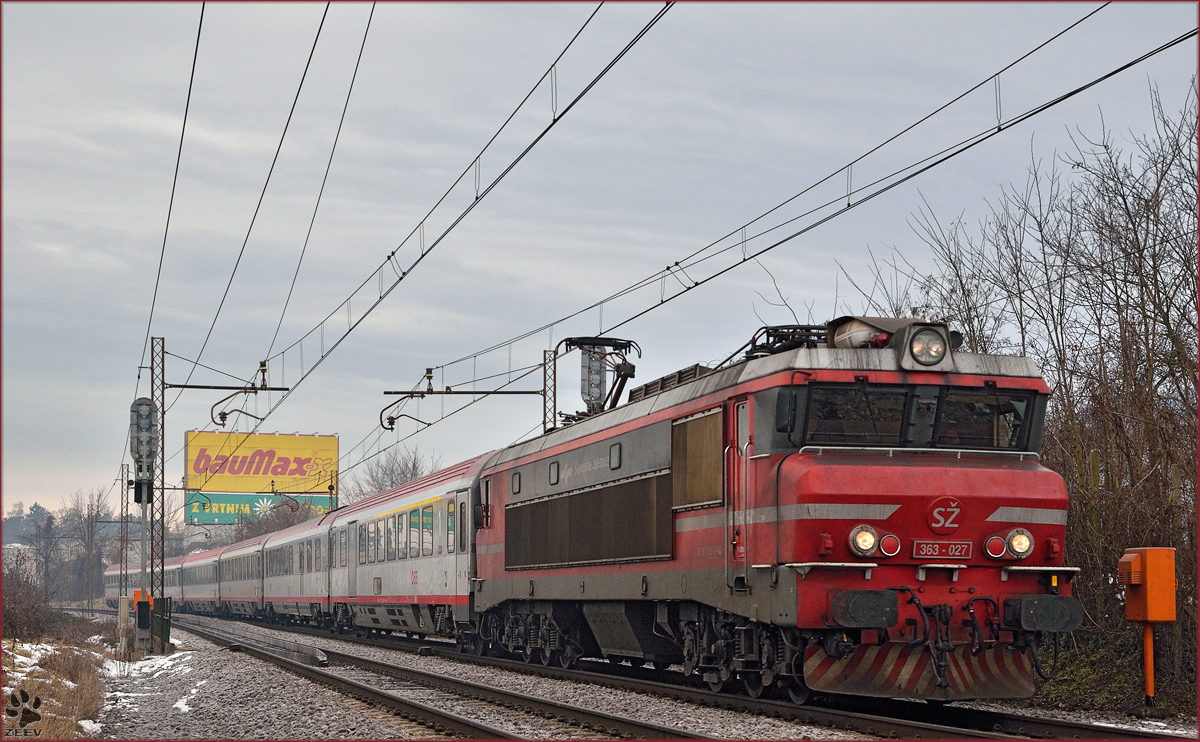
(934, 389, 1030, 448)
(783, 382, 1037, 450)
(805, 386, 907, 445)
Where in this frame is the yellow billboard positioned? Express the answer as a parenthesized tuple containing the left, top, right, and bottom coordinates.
(185, 431, 338, 495)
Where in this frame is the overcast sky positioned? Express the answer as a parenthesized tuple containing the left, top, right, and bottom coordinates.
(3, 2, 1195, 517)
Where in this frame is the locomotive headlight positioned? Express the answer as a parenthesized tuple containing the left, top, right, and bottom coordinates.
(909, 329, 947, 366)
(849, 525, 878, 556)
(1006, 528, 1033, 558)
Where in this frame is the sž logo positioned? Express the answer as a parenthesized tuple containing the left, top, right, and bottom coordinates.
(926, 496, 962, 535)
(191, 448, 316, 478)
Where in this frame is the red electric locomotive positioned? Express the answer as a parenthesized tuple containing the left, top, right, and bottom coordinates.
(470, 317, 1082, 702)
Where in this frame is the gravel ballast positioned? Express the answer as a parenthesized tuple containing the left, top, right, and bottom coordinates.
(94, 628, 446, 739)
(191, 620, 867, 740)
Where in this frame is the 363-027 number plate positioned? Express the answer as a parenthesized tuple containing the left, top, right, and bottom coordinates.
(912, 540, 972, 559)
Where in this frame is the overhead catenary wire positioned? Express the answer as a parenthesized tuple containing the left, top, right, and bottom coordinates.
(170, 2, 331, 411)
(119, 2, 206, 479)
(340, 25, 1198, 469)
(432, 1, 1119, 373)
(181, 3, 673, 496)
(267, 2, 376, 358)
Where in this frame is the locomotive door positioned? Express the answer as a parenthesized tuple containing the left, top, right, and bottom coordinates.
(726, 399, 751, 590)
(347, 521, 358, 598)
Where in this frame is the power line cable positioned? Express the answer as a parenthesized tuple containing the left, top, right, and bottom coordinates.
(119, 3, 206, 476)
(180, 3, 672, 496)
(139, 2, 206, 381)
(170, 2, 331, 411)
(268, 2, 376, 357)
(343, 25, 1197, 467)
(435, 2, 1119, 371)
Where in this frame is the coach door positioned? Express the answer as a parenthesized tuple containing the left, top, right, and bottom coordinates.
(726, 399, 751, 591)
(347, 521, 358, 598)
(453, 490, 469, 601)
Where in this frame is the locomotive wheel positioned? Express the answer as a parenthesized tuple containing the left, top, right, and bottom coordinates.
(706, 676, 733, 693)
(523, 647, 543, 664)
(786, 679, 811, 705)
(540, 649, 558, 667)
(681, 625, 701, 676)
(742, 672, 766, 699)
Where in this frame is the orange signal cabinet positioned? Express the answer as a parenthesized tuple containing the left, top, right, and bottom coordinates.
(1118, 547, 1176, 622)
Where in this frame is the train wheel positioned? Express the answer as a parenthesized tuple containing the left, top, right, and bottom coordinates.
(559, 645, 581, 669)
(786, 679, 811, 705)
(628, 658, 646, 668)
(743, 672, 766, 699)
(523, 647, 543, 665)
(540, 649, 558, 667)
(652, 661, 672, 671)
(706, 677, 733, 693)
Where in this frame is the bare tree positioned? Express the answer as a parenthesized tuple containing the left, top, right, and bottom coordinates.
(340, 446, 441, 504)
(897, 83, 1197, 699)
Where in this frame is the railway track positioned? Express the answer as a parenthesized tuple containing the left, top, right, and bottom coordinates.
(69, 608, 1191, 740)
(172, 615, 709, 739)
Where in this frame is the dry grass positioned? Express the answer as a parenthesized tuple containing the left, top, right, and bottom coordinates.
(2, 613, 116, 739)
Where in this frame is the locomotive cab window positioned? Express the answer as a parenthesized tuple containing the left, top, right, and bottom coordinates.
(804, 384, 907, 445)
(935, 388, 1033, 449)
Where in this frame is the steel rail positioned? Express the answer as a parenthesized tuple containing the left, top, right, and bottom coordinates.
(172, 618, 516, 739)
(322, 647, 716, 739)
(265, 621, 1192, 741)
(70, 608, 1190, 740)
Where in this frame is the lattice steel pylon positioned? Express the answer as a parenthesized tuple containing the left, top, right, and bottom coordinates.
(543, 350, 556, 434)
(150, 337, 166, 602)
(119, 463, 130, 597)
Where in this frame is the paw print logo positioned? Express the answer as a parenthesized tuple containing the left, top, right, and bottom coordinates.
(5, 689, 42, 728)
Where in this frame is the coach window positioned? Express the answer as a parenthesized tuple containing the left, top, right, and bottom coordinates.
(459, 502, 467, 553)
(376, 518, 385, 562)
(397, 513, 407, 559)
(386, 516, 396, 561)
(307, 541, 314, 572)
(358, 525, 367, 565)
(446, 501, 455, 553)
(422, 505, 434, 556)
(315, 539, 321, 571)
(369, 521, 378, 563)
(340, 529, 347, 567)
(409, 509, 420, 558)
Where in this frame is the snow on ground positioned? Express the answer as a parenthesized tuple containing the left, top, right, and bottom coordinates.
(102, 650, 190, 680)
(171, 680, 207, 713)
(78, 720, 103, 734)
